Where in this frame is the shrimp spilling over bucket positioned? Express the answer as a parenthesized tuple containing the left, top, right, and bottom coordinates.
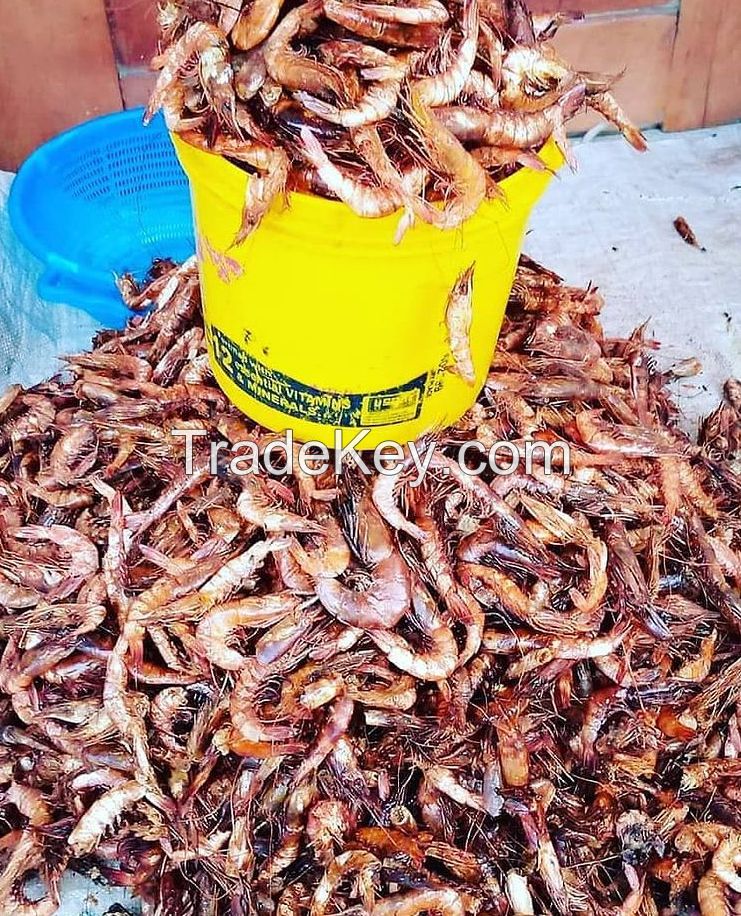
(148, 0, 646, 242)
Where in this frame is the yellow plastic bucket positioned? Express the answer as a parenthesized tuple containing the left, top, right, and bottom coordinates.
(172, 134, 561, 448)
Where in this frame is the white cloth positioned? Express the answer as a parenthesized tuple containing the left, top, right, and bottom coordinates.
(526, 124, 741, 428)
(0, 171, 100, 391)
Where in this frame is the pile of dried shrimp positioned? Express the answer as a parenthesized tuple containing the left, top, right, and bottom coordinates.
(0, 257, 740, 916)
(147, 0, 646, 241)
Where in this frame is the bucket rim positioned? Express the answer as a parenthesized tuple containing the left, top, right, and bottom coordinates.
(172, 132, 561, 203)
(171, 132, 563, 245)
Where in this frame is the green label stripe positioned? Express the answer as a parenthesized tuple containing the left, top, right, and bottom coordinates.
(208, 324, 428, 428)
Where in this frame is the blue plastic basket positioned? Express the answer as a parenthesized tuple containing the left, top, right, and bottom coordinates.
(9, 107, 196, 328)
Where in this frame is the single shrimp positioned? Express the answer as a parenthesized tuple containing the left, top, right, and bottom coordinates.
(371, 888, 466, 916)
(182, 130, 289, 243)
(445, 653, 491, 730)
(150, 686, 190, 760)
(196, 592, 300, 670)
(407, 90, 487, 229)
(103, 629, 159, 788)
(492, 708, 530, 787)
(225, 769, 258, 876)
(276, 538, 316, 592)
(570, 686, 627, 770)
(435, 81, 585, 150)
(697, 871, 730, 916)
(66, 351, 153, 382)
(297, 44, 406, 128)
(259, 780, 318, 882)
(425, 765, 488, 813)
(255, 602, 323, 664)
(311, 850, 381, 916)
(232, 0, 287, 50)
(500, 45, 575, 111)
(299, 126, 425, 220)
(11, 525, 99, 600)
(263, 1, 345, 98)
(472, 144, 547, 172)
(677, 460, 720, 520)
(315, 542, 411, 630)
(350, 0, 449, 24)
(0, 830, 60, 916)
(147, 22, 237, 130)
(345, 666, 418, 709)
(575, 409, 682, 458)
(293, 695, 355, 785)
(686, 513, 741, 634)
(368, 580, 458, 680)
(237, 474, 324, 534)
(67, 780, 148, 856)
(413, 511, 484, 663)
(413, 0, 479, 106)
(127, 556, 225, 629)
(506, 627, 627, 679)
(419, 777, 453, 836)
(231, 657, 303, 743)
(351, 124, 425, 241)
(461, 564, 568, 638)
(233, 48, 268, 101)
(323, 0, 443, 47)
(506, 871, 535, 915)
(606, 519, 671, 639)
(307, 799, 355, 864)
(37, 423, 99, 488)
(289, 505, 351, 578)
(5, 782, 52, 827)
(588, 90, 648, 152)
(371, 449, 428, 541)
(712, 834, 741, 893)
(445, 262, 477, 385)
(198, 537, 290, 606)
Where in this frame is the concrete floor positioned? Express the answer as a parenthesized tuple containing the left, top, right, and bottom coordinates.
(1, 124, 740, 915)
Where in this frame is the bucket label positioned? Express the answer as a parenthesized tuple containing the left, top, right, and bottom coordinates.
(208, 324, 427, 427)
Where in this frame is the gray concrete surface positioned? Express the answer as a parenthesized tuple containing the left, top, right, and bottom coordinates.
(1, 124, 740, 915)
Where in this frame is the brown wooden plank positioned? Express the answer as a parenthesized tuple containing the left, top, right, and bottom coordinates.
(105, 0, 159, 66)
(552, 11, 677, 133)
(529, 0, 664, 12)
(663, 0, 720, 130)
(0, 0, 122, 171)
(665, 0, 741, 129)
(705, 0, 741, 125)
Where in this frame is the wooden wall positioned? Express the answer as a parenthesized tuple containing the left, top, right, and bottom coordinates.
(1, 0, 740, 170)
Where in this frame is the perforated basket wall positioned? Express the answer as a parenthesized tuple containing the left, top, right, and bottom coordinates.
(9, 108, 195, 326)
